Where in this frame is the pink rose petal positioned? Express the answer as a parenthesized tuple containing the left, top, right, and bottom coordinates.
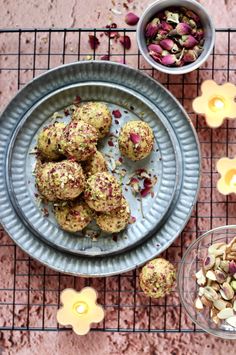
(108, 140, 114, 147)
(88, 35, 100, 50)
(119, 35, 131, 50)
(140, 186, 151, 197)
(144, 177, 153, 189)
(130, 132, 141, 144)
(112, 109, 122, 118)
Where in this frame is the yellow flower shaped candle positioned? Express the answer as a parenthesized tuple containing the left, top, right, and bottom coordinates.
(216, 157, 236, 195)
(192, 80, 236, 128)
(56, 287, 105, 335)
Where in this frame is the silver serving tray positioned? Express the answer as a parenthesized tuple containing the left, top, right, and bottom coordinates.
(0, 61, 200, 276)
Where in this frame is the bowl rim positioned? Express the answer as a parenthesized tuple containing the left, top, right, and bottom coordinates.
(177, 224, 236, 339)
(136, 0, 216, 75)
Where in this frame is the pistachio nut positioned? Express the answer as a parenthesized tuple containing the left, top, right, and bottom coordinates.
(217, 307, 234, 320)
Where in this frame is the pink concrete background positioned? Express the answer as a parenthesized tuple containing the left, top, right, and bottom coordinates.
(1, 0, 236, 354)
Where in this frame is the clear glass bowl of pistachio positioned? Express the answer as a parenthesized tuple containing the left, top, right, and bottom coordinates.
(178, 225, 236, 339)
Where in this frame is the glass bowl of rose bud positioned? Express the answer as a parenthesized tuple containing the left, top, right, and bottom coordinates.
(178, 225, 236, 339)
(136, 0, 215, 74)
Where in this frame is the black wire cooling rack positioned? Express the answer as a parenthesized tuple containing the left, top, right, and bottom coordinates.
(0, 28, 236, 332)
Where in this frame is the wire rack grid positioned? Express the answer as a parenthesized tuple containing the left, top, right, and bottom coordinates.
(0, 28, 236, 333)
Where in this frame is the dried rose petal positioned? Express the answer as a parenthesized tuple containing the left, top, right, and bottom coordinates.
(144, 177, 153, 189)
(73, 95, 81, 105)
(119, 35, 131, 49)
(105, 23, 119, 39)
(179, 35, 198, 49)
(125, 12, 139, 26)
(149, 51, 162, 63)
(130, 177, 140, 193)
(108, 140, 114, 147)
(129, 216, 136, 224)
(88, 35, 100, 50)
(100, 55, 110, 60)
(112, 109, 122, 118)
(148, 44, 163, 54)
(130, 132, 141, 144)
(64, 108, 70, 116)
(140, 186, 151, 197)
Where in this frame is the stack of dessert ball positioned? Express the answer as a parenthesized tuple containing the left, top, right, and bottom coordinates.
(35, 101, 154, 234)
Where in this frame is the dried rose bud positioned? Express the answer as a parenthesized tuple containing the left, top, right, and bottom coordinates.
(179, 35, 198, 48)
(130, 133, 141, 144)
(189, 19, 197, 29)
(194, 28, 204, 41)
(160, 39, 179, 53)
(145, 23, 159, 38)
(165, 11, 179, 24)
(119, 35, 131, 49)
(176, 22, 192, 35)
(160, 21, 173, 32)
(105, 23, 119, 39)
(125, 12, 139, 26)
(148, 44, 163, 54)
(161, 54, 177, 66)
(185, 9, 200, 23)
(183, 49, 197, 63)
(88, 35, 100, 50)
(149, 51, 162, 62)
(160, 38, 174, 50)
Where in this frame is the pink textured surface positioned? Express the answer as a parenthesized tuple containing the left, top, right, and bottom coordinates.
(1, 0, 236, 354)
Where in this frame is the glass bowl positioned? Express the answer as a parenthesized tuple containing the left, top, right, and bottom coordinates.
(178, 225, 236, 339)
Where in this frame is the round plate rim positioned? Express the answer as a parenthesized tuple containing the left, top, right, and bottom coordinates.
(0, 61, 201, 276)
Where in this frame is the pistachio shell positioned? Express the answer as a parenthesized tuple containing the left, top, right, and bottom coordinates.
(195, 297, 204, 311)
(233, 300, 236, 312)
(195, 268, 206, 286)
(226, 316, 236, 328)
(206, 270, 216, 281)
(201, 295, 213, 308)
(220, 260, 230, 273)
(220, 282, 234, 300)
(203, 286, 219, 302)
(215, 270, 227, 284)
(214, 257, 221, 270)
(211, 282, 220, 292)
(198, 287, 205, 297)
(208, 243, 227, 256)
(203, 255, 215, 270)
(217, 307, 234, 319)
(213, 299, 227, 311)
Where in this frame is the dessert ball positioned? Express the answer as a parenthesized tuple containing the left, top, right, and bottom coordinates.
(54, 201, 93, 232)
(118, 120, 154, 161)
(37, 122, 66, 160)
(72, 102, 112, 139)
(59, 121, 98, 162)
(35, 161, 56, 201)
(139, 258, 176, 299)
(82, 150, 108, 177)
(96, 197, 130, 233)
(84, 172, 122, 212)
(36, 160, 85, 201)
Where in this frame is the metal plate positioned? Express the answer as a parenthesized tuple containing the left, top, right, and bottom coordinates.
(9, 83, 178, 256)
(0, 61, 200, 276)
